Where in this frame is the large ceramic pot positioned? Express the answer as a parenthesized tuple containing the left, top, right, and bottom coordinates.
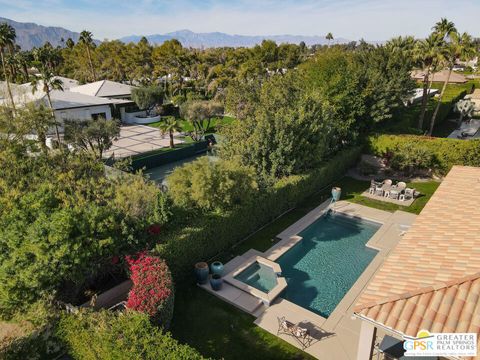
(210, 274, 223, 291)
(331, 187, 342, 202)
(194, 262, 209, 285)
(210, 261, 224, 277)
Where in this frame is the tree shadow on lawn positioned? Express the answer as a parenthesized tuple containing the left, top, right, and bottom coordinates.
(171, 284, 315, 360)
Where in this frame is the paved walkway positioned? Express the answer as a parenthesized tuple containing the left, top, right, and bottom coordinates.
(200, 201, 417, 359)
(104, 125, 184, 158)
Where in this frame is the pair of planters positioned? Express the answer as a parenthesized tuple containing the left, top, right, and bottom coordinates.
(195, 261, 224, 291)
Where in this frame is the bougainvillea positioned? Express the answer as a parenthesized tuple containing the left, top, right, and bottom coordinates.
(125, 252, 174, 328)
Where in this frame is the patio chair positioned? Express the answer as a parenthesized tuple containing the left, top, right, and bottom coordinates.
(369, 180, 382, 195)
(399, 188, 415, 201)
(396, 182, 407, 191)
(277, 316, 314, 349)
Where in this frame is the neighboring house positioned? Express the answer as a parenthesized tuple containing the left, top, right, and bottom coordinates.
(53, 76, 79, 90)
(69, 80, 135, 100)
(354, 166, 480, 359)
(406, 88, 439, 105)
(411, 69, 468, 84)
(69, 80, 142, 122)
(0, 82, 131, 132)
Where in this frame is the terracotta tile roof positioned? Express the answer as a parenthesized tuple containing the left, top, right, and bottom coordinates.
(357, 166, 480, 307)
(355, 273, 480, 337)
(354, 166, 480, 353)
(411, 69, 468, 83)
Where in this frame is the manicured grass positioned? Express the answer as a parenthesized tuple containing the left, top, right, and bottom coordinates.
(171, 285, 315, 360)
(148, 116, 235, 134)
(170, 175, 440, 359)
(335, 177, 440, 215)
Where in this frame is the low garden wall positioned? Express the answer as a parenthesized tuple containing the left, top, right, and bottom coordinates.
(130, 141, 209, 171)
(155, 146, 362, 278)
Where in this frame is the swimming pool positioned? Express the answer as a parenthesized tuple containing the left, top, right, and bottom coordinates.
(277, 213, 380, 318)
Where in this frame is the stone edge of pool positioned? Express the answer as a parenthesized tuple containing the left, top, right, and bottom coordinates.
(223, 255, 287, 306)
(198, 200, 418, 359)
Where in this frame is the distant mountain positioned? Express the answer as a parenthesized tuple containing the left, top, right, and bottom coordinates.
(1, 17, 350, 50)
(120, 29, 349, 48)
(0, 17, 100, 50)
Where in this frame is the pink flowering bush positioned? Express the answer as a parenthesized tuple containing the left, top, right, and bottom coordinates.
(125, 252, 174, 328)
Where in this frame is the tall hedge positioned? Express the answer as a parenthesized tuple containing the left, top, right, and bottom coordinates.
(155, 146, 361, 277)
(368, 134, 480, 174)
(56, 310, 205, 360)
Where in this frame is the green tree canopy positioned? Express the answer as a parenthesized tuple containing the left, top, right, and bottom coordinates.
(131, 86, 164, 115)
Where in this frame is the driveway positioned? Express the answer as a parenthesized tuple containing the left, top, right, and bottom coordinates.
(105, 125, 184, 158)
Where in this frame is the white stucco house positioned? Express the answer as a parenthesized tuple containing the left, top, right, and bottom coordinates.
(0, 81, 131, 130)
(69, 80, 152, 123)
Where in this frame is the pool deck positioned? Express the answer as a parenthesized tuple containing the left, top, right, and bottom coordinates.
(200, 200, 417, 359)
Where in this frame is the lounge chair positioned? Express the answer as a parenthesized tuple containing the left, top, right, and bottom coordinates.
(369, 180, 382, 195)
(277, 317, 314, 349)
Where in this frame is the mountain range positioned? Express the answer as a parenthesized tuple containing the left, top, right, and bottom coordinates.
(1, 17, 349, 50)
(120, 29, 349, 48)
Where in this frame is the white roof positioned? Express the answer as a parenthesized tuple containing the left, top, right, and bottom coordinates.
(0, 83, 125, 110)
(54, 76, 79, 90)
(70, 80, 135, 98)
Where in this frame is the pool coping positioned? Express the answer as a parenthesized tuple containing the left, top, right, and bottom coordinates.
(223, 255, 287, 306)
(199, 200, 418, 359)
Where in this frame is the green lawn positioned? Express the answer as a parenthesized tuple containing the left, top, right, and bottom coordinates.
(171, 286, 315, 360)
(170, 176, 440, 359)
(148, 116, 236, 134)
(335, 177, 440, 215)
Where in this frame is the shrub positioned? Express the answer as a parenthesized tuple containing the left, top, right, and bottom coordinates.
(126, 253, 174, 328)
(56, 310, 205, 360)
(156, 146, 361, 277)
(167, 157, 258, 211)
(368, 134, 480, 174)
(388, 142, 437, 175)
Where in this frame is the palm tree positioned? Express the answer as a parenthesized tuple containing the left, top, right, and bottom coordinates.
(66, 38, 75, 49)
(413, 33, 444, 130)
(79, 30, 97, 82)
(30, 60, 64, 143)
(158, 117, 182, 148)
(326, 32, 334, 46)
(0, 22, 17, 112)
(433, 18, 457, 40)
(428, 31, 475, 135)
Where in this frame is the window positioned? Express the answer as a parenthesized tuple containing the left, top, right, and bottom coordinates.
(92, 112, 107, 120)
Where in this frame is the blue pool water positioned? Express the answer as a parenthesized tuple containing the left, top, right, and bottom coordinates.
(234, 262, 277, 292)
(277, 213, 380, 318)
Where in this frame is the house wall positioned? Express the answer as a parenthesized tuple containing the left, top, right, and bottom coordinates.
(55, 104, 113, 124)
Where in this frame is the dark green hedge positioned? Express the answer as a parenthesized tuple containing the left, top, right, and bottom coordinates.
(368, 134, 480, 174)
(130, 141, 208, 170)
(155, 146, 362, 278)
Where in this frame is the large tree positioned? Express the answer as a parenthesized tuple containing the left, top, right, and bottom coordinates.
(428, 31, 475, 135)
(31, 51, 64, 143)
(414, 33, 444, 130)
(79, 30, 97, 82)
(0, 22, 17, 112)
(64, 118, 120, 159)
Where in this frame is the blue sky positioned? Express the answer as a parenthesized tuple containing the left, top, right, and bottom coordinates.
(1, 0, 479, 40)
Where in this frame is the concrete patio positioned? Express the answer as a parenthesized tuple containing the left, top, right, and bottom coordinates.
(200, 201, 417, 359)
(104, 125, 184, 158)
